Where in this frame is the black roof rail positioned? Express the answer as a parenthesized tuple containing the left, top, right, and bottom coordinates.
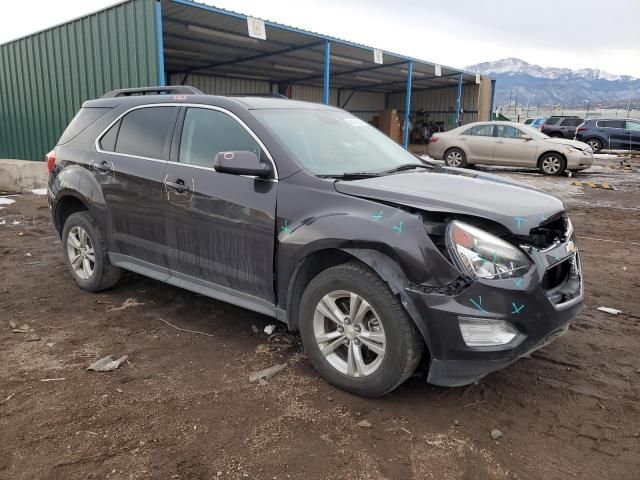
(228, 93, 289, 99)
(100, 85, 203, 98)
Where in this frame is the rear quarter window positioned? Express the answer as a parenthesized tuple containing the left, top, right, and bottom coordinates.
(561, 118, 583, 127)
(544, 117, 560, 125)
(58, 107, 112, 144)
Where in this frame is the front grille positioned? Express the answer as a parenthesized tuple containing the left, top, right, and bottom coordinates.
(545, 254, 582, 306)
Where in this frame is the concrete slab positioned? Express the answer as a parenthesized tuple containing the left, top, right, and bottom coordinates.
(0, 159, 47, 193)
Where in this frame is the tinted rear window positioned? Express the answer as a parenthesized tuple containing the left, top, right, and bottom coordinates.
(598, 120, 625, 128)
(561, 118, 584, 126)
(115, 107, 178, 159)
(58, 107, 111, 144)
(544, 117, 560, 125)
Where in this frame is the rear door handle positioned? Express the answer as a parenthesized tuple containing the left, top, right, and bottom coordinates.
(94, 161, 111, 173)
(166, 178, 189, 193)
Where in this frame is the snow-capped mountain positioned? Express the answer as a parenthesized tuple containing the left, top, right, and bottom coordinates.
(466, 58, 640, 107)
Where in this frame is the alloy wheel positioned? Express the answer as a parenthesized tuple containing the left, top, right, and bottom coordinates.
(587, 139, 601, 152)
(67, 226, 95, 280)
(313, 290, 386, 377)
(541, 156, 561, 174)
(446, 151, 463, 167)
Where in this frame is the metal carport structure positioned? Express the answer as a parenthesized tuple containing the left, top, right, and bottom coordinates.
(0, 0, 495, 160)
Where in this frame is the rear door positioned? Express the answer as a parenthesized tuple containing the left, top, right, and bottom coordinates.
(163, 106, 277, 302)
(605, 120, 628, 148)
(559, 118, 583, 139)
(494, 125, 538, 167)
(459, 124, 495, 163)
(94, 105, 178, 272)
(625, 120, 640, 150)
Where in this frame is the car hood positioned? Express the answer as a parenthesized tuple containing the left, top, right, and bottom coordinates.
(545, 138, 590, 150)
(334, 168, 564, 234)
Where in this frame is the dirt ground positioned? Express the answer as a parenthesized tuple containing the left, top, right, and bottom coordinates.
(1, 156, 639, 479)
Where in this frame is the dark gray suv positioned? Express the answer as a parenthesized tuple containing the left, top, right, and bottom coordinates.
(575, 118, 640, 152)
(47, 86, 584, 397)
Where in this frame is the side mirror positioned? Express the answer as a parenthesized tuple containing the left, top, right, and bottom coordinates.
(213, 151, 273, 179)
(521, 134, 532, 141)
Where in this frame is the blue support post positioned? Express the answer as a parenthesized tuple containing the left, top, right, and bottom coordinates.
(489, 79, 496, 120)
(454, 73, 463, 127)
(323, 40, 330, 105)
(403, 61, 413, 149)
(155, 1, 166, 86)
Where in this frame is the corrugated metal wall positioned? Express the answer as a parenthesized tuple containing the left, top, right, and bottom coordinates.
(169, 73, 271, 96)
(0, 0, 159, 160)
(387, 84, 481, 129)
(289, 85, 385, 122)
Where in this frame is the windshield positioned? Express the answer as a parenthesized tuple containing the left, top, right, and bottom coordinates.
(519, 124, 549, 139)
(253, 109, 421, 176)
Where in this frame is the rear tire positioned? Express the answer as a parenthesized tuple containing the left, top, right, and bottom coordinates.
(62, 212, 121, 292)
(539, 153, 566, 176)
(299, 261, 424, 397)
(586, 138, 602, 153)
(444, 148, 468, 168)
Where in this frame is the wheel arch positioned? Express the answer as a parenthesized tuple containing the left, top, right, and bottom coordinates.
(285, 247, 432, 355)
(53, 193, 90, 236)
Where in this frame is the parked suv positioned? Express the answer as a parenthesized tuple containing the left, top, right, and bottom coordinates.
(575, 118, 640, 152)
(541, 116, 584, 139)
(48, 86, 584, 397)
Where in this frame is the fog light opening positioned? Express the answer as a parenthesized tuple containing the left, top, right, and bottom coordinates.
(458, 317, 518, 347)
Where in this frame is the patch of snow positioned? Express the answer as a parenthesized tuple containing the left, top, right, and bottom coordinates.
(31, 188, 47, 195)
(0, 197, 16, 205)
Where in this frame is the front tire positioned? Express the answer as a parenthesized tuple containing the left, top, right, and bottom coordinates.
(62, 212, 121, 292)
(444, 148, 468, 168)
(539, 153, 566, 176)
(299, 262, 424, 397)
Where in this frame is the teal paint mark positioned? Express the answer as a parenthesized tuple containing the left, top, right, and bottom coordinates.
(470, 296, 488, 313)
(371, 210, 384, 221)
(511, 302, 525, 315)
(393, 222, 404, 236)
(280, 219, 290, 235)
(513, 278, 523, 288)
(514, 216, 529, 229)
(479, 250, 497, 264)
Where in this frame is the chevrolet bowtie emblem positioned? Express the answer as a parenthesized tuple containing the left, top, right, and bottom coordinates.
(566, 241, 576, 254)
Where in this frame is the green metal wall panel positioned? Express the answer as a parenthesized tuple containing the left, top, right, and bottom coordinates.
(0, 0, 160, 160)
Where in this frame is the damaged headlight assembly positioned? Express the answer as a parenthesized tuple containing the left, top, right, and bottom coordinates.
(446, 221, 529, 347)
(446, 221, 531, 280)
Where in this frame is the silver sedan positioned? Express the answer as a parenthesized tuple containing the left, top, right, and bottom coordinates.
(427, 121, 594, 175)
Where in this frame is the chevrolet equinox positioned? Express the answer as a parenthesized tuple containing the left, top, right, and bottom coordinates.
(47, 86, 584, 397)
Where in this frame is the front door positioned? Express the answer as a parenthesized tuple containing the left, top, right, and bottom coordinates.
(94, 105, 179, 271)
(494, 125, 538, 167)
(163, 106, 277, 302)
(625, 120, 640, 150)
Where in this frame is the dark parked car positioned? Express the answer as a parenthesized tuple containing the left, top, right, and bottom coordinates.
(541, 116, 584, 139)
(575, 118, 640, 152)
(47, 86, 584, 397)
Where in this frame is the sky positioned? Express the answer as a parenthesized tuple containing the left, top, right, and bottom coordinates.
(2, 0, 639, 76)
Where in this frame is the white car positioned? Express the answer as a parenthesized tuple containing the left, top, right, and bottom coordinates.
(427, 121, 594, 175)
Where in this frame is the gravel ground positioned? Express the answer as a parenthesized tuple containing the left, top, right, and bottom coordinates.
(1, 157, 639, 479)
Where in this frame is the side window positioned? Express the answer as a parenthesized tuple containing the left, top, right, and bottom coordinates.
(524, 119, 533, 125)
(463, 125, 494, 136)
(179, 108, 260, 167)
(545, 117, 560, 125)
(625, 121, 640, 131)
(497, 125, 524, 138)
(561, 118, 583, 127)
(601, 120, 625, 129)
(99, 121, 120, 152)
(114, 106, 178, 159)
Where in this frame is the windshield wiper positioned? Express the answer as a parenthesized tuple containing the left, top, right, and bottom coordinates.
(381, 163, 434, 174)
(317, 172, 383, 179)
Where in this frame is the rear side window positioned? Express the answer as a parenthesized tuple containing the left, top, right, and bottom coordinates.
(462, 125, 494, 137)
(599, 120, 625, 129)
(561, 118, 583, 127)
(114, 107, 178, 159)
(544, 117, 560, 125)
(99, 122, 119, 151)
(59, 107, 111, 144)
(179, 108, 260, 167)
(524, 119, 533, 125)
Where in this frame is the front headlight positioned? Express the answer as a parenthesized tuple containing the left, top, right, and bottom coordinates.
(446, 221, 532, 280)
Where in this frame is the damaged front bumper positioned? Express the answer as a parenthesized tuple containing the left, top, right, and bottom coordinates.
(406, 240, 583, 387)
